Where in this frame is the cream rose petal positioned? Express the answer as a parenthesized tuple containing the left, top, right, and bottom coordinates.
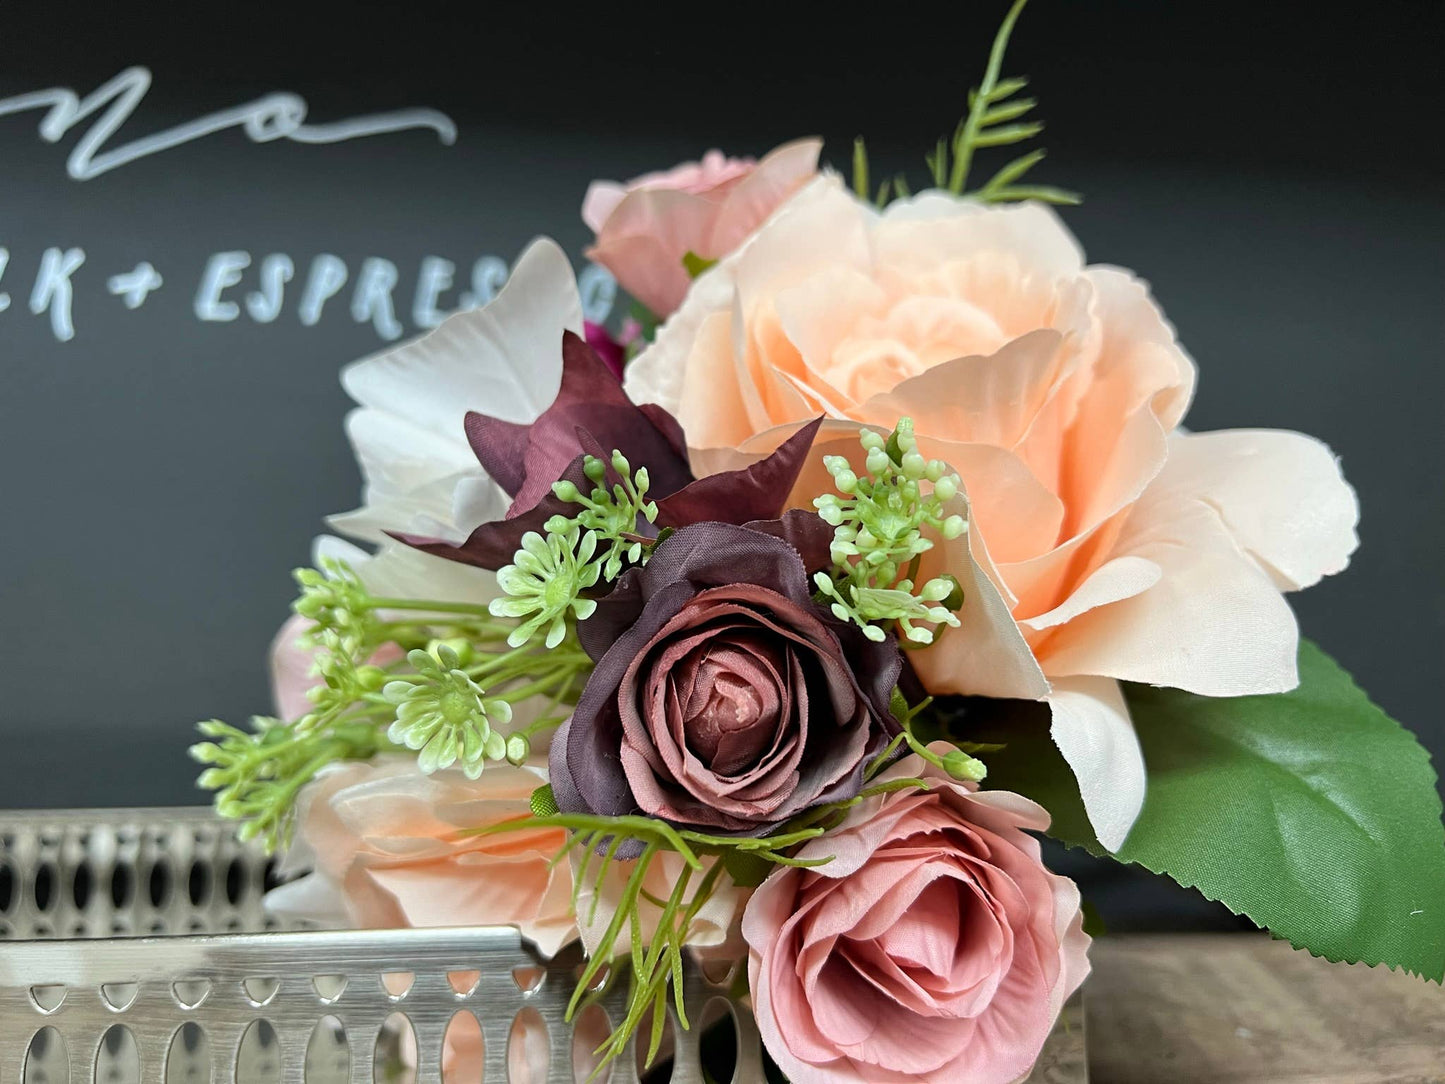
(730, 178, 873, 319)
(1020, 555, 1162, 632)
(1040, 480, 1303, 697)
(366, 854, 575, 957)
(1047, 676, 1146, 852)
(1152, 429, 1360, 591)
(858, 329, 1071, 455)
(876, 193, 1086, 280)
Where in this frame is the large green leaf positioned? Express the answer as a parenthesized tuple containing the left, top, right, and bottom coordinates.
(967, 639, 1445, 981)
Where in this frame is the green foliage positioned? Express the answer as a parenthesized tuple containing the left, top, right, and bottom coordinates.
(553, 450, 659, 580)
(972, 641, 1445, 981)
(492, 448, 663, 650)
(465, 810, 831, 1078)
(681, 250, 718, 279)
(191, 715, 391, 852)
(813, 419, 967, 645)
(942, 0, 1079, 204)
(854, 0, 1079, 207)
(529, 783, 559, 818)
(490, 527, 603, 648)
(475, 768, 948, 1077)
(194, 559, 590, 850)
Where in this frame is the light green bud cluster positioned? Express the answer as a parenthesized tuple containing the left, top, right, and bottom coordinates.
(191, 715, 388, 849)
(293, 558, 377, 650)
(491, 449, 660, 648)
(551, 450, 659, 579)
(489, 528, 602, 649)
(813, 419, 968, 645)
(303, 628, 389, 717)
(197, 557, 588, 851)
(383, 645, 514, 778)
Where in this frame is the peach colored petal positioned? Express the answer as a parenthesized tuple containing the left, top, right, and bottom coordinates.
(773, 264, 887, 403)
(625, 176, 853, 415)
(875, 195, 1086, 280)
(902, 488, 1049, 702)
(1084, 267, 1196, 429)
(1040, 487, 1301, 696)
(1053, 382, 1172, 545)
(744, 300, 815, 424)
(266, 757, 578, 957)
(855, 329, 1069, 446)
(730, 179, 874, 323)
(672, 310, 764, 449)
(1046, 677, 1145, 852)
(1019, 555, 1161, 633)
(916, 438, 1064, 579)
(992, 506, 1127, 624)
(1151, 429, 1359, 591)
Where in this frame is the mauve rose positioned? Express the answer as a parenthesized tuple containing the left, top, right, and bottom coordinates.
(744, 747, 1091, 1084)
(549, 522, 901, 834)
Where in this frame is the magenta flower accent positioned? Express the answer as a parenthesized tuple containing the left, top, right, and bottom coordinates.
(583, 320, 627, 380)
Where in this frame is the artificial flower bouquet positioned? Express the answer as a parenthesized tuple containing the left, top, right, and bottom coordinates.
(191, 4, 1445, 1081)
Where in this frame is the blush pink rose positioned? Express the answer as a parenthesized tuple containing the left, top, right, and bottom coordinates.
(743, 749, 1090, 1084)
(625, 177, 1360, 849)
(583, 139, 822, 318)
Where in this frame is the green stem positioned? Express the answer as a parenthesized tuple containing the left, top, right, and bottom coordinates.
(948, 0, 1029, 192)
(366, 596, 499, 616)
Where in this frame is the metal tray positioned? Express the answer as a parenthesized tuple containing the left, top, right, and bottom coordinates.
(0, 808, 1085, 1082)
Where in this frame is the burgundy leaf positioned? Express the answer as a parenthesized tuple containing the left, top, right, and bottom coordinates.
(655, 417, 824, 530)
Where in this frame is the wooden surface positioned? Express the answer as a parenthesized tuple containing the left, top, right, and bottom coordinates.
(1087, 934, 1445, 1083)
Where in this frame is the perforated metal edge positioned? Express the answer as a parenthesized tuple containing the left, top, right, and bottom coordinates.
(0, 808, 1084, 1082)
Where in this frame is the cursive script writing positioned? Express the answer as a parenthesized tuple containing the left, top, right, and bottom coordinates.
(0, 66, 457, 180)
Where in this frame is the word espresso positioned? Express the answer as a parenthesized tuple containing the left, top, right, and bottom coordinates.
(0, 248, 616, 343)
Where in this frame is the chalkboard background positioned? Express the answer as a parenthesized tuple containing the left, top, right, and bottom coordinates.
(1, 2, 1441, 930)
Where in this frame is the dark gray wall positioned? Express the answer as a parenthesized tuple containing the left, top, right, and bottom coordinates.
(1, 2, 1440, 929)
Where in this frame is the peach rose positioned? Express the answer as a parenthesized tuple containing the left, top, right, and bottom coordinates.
(267, 757, 610, 1084)
(743, 749, 1089, 1084)
(625, 177, 1359, 849)
(583, 139, 822, 318)
(266, 755, 576, 955)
